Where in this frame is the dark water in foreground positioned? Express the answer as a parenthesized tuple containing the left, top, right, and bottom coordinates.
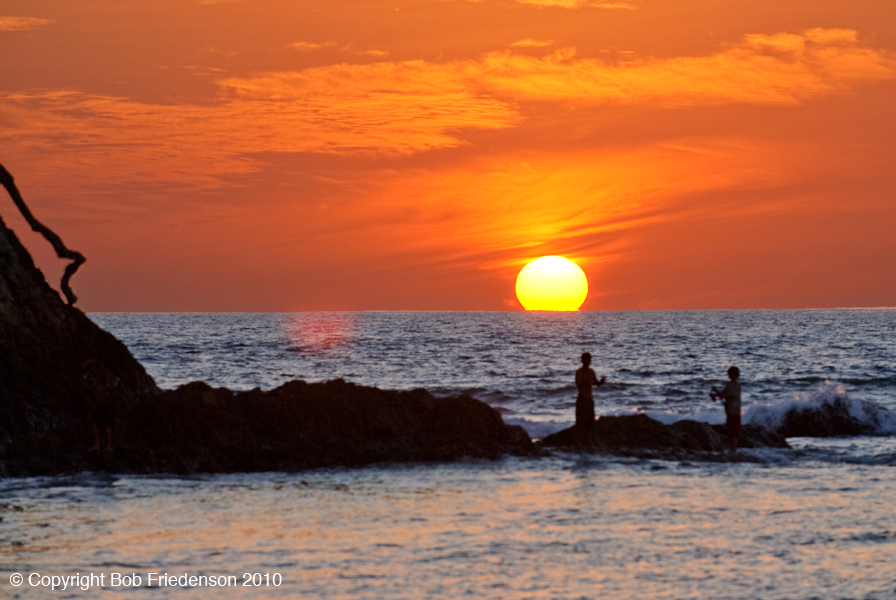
(1, 310, 895, 598)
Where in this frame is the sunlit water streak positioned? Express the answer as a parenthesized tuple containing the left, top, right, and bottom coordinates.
(2, 460, 896, 599)
(1, 310, 895, 598)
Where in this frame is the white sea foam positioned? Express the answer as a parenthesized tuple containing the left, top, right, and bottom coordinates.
(636, 407, 726, 426)
(509, 385, 896, 439)
(504, 416, 571, 440)
(624, 382, 896, 436)
(532, 382, 896, 437)
(745, 381, 896, 435)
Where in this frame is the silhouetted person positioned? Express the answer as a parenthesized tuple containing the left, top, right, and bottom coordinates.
(575, 352, 606, 447)
(711, 366, 742, 454)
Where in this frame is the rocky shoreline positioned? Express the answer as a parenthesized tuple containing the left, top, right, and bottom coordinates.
(538, 414, 790, 461)
(0, 191, 885, 477)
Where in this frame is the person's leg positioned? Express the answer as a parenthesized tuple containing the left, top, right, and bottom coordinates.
(726, 413, 740, 454)
(575, 404, 585, 447)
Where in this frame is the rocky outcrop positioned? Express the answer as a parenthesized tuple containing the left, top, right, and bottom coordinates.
(104, 379, 535, 474)
(1, 212, 160, 475)
(1, 208, 535, 475)
(539, 414, 790, 455)
(1, 172, 535, 476)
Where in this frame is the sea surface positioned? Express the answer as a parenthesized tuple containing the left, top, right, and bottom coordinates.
(2, 310, 896, 599)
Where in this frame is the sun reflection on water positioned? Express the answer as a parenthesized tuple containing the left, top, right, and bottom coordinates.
(286, 313, 357, 353)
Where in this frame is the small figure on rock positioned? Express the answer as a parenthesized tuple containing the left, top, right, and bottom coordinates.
(575, 352, 606, 447)
(711, 366, 742, 454)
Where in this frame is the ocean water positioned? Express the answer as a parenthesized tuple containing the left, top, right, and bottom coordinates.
(2, 310, 896, 599)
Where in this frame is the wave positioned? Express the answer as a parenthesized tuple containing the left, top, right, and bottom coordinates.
(510, 382, 896, 439)
(503, 417, 572, 440)
(627, 382, 896, 437)
(745, 382, 896, 437)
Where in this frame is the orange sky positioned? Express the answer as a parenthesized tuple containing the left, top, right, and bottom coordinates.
(2, 0, 894, 311)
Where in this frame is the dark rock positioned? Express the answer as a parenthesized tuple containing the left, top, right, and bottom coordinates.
(2, 194, 536, 476)
(539, 414, 789, 454)
(1, 213, 159, 475)
(735, 424, 791, 448)
(773, 396, 888, 437)
(125, 379, 536, 473)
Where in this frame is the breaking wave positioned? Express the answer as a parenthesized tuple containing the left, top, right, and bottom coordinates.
(744, 381, 896, 436)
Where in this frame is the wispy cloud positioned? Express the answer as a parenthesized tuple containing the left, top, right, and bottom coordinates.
(509, 39, 555, 48)
(287, 41, 337, 51)
(1, 29, 891, 193)
(472, 30, 895, 106)
(0, 61, 518, 189)
(0, 16, 54, 31)
(590, 2, 638, 8)
(288, 42, 388, 57)
(515, 0, 638, 8)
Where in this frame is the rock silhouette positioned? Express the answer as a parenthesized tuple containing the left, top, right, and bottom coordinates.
(1, 165, 535, 475)
(539, 414, 790, 456)
(0, 201, 535, 475)
(120, 380, 535, 474)
(1, 200, 535, 475)
(1, 198, 159, 475)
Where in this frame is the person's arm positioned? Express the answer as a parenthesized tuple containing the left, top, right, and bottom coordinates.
(590, 370, 606, 386)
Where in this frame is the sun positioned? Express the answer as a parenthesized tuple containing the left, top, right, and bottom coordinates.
(515, 256, 588, 311)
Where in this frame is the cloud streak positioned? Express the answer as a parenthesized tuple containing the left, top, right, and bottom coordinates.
(0, 60, 519, 189)
(0, 16, 54, 31)
(473, 29, 895, 106)
(509, 39, 555, 48)
(515, 0, 638, 8)
(1, 29, 891, 193)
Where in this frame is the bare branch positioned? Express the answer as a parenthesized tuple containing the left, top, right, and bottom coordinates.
(0, 163, 86, 305)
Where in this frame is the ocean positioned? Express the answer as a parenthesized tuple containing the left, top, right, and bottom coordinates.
(2, 310, 895, 598)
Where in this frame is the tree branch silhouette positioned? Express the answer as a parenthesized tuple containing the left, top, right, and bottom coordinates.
(0, 163, 86, 305)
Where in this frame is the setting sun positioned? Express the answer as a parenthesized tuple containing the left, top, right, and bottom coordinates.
(515, 256, 588, 311)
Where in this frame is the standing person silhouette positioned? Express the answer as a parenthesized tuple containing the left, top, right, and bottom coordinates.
(711, 366, 742, 454)
(575, 352, 606, 447)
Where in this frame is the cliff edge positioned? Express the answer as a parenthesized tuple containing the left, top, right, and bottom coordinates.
(0, 212, 160, 474)
(1, 190, 535, 475)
